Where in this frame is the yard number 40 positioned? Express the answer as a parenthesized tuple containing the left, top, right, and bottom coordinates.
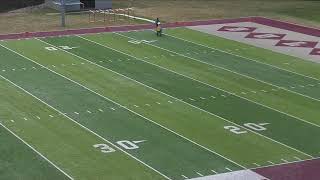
(224, 123, 269, 134)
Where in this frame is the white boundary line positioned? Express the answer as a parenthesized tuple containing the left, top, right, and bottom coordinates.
(61, 35, 312, 158)
(35, 37, 246, 169)
(0, 121, 74, 179)
(115, 32, 320, 129)
(164, 33, 320, 103)
(0, 44, 172, 180)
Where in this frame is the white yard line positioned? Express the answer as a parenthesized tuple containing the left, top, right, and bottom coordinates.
(115, 32, 320, 129)
(76, 35, 314, 158)
(0, 122, 73, 180)
(36, 37, 247, 169)
(0, 44, 172, 180)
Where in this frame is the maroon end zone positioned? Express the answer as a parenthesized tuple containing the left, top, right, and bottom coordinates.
(254, 158, 320, 180)
(1, 16, 320, 40)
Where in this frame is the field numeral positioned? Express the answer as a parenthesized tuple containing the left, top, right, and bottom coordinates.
(93, 144, 116, 153)
(224, 123, 269, 135)
(93, 140, 146, 154)
(45, 46, 77, 51)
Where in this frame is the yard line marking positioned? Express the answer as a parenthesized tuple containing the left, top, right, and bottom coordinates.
(181, 175, 188, 179)
(10, 120, 15, 123)
(200, 97, 206, 99)
(299, 85, 305, 88)
(22, 68, 26, 70)
(98, 108, 104, 112)
(23, 117, 28, 121)
(49, 115, 54, 118)
(196, 172, 204, 177)
(133, 104, 139, 107)
(36, 116, 41, 119)
(226, 167, 233, 172)
(156, 102, 161, 105)
(76, 35, 313, 158)
(211, 170, 217, 174)
(113, 34, 320, 129)
(0, 123, 74, 179)
(221, 94, 226, 97)
(34, 38, 247, 169)
(145, 104, 151, 106)
(241, 92, 247, 95)
(81, 62, 85, 65)
(12, 69, 15, 71)
(0, 74, 171, 180)
(253, 163, 260, 167)
(189, 98, 195, 101)
(165, 33, 320, 82)
(52, 65, 56, 68)
(252, 157, 319, 170)
(119, 33, 320, 104)
(165, 33, 320, 102)
(110, 107, 116, 111)
(261, 90, 268, 93)
(86, 110, 92, 114)
(167, 100, 173, 103)
(211, 96, 216, 99)
(267, 161, 275, 165)
(74, 112, 79, 115)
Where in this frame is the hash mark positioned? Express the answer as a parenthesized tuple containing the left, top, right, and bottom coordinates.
(156, 102, 161, 105)
(87, 110, 92, 114)
(221, 94, 227, 97)
(189, 98, 195, 101)
(181, 175, 188, 179)
(294, 156, 302, 161)
(251, 91, 256, 93)
(36, 116, 41, 119)
(200, 97, 206, 100)
(74, 112, 79, 115)
(10, 120, 15, 123)
(253, 163, 260, 167)
(168, 100, 173, 103)
(211, 96, 216, 99)
(49, 115, 54, 118)
(211, 170, 217, 174)
(281, 159, 289, 163)
(241, 92, 247, 95)
(133, 105, 139, 108)
(268, 161, 275, 164)
(225, 167, 232, 172)
(196, 172, 204, 177)
(110, 107, 116, 111)
(23, 117, 28, 121)
(98, 109, 104, 112)
(145, 104, 151, 106)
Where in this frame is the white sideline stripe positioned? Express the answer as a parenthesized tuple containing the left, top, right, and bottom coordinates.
(165, 33, 320, 103)
(115, 33, 320, 130)
(76, 35, 313, 159)
(0, 44, 172, 180)
(85, 34, 314, 158)
(165, 33, 320, 82)
(189, 169, 269, 180)
(0, 122, 73, 179)
(38, 36, 247, 169)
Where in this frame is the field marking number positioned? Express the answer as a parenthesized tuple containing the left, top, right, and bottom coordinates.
(224, 123, 269, 134)
(45, 46, 78, 51)
(93, 140, 146, 153)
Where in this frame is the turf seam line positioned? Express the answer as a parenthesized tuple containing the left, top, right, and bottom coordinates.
(0, 122, 74, 180)
(80, 34, 313, 158)
(0, 44, 172, 180)
(165, 32, 320, 82)
(37, 37, 247, 169)
(164, 32, 320, 103)
(115, 32, 320, 129)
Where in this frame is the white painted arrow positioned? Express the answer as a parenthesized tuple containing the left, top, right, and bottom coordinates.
(224, 27, 250, 32)
(281, 41, 308, 47)
(253, 34, 281, 39)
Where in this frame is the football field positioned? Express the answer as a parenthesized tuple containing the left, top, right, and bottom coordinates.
(0, 26, 320, 179)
